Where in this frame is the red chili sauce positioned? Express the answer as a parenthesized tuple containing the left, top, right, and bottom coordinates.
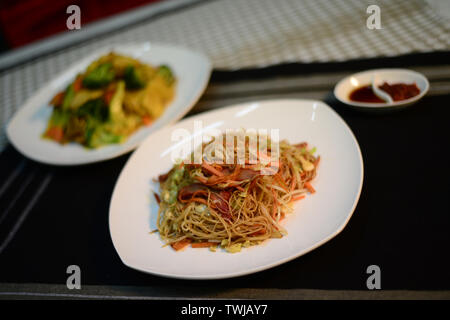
(349, 82, 420, 103)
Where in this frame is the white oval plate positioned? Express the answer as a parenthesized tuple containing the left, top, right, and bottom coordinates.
(109, 99, 364, 280)
(334, 68, 429, 110)
(6, 43, 211, 165)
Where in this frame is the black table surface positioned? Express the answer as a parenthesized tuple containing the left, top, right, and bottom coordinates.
(0, 53, 449, 296)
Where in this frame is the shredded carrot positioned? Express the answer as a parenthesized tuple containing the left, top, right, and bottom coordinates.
(50, 91, 64, 106)
(202, 162, 224, 177)
(290, 175, 297, 192)
(46, 126, 64, 142)
(274, 173, 289, 192)
(295, 142, 307, 149)
(171, 239, 191, 251)
(280, 162, 286, 176)
(191, 242, 216, 248)
(305, 182, 316, 194)
(142, 115, 153, 126)
(247, 176, 259, 193)
(271, 188, 278, 218)
(73, 76, 83, 92)
(236, 186, 245, 192)
(291, 195, 305, 202)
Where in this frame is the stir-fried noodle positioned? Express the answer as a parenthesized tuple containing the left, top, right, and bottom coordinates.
(155, 134, 320, 253)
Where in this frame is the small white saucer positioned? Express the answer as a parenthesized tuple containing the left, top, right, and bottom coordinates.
(334, 69, 429, 110)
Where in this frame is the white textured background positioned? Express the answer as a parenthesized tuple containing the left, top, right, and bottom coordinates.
(0, 0, 449, 150)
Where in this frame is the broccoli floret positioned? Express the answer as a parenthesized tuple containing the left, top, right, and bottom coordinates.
(124, 65, 146, 89)
(76, 98, 109, 146)
(82, 63, 115, 88)
(157, 65, 175, 85)
(86, 128, 122, 148)
(76, 98, 109, 122)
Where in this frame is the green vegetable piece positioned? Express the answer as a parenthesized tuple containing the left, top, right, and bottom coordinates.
(49, 108, 70, 128)
(157, 65, 175, 85)
(167, 188, 178, 204)
(171, 167, 185, 183)
(76, 98, 109, 147)
(82, 63, 115, 88)
(86, 128, 122, 149)
(109, 81, 126, 123)
(84, 125, 96, 146)
(61, 84, 75, 111)
(124, 65, 146, 89)
(77, 98, 109, 122)
(165, 166, 185, 204)
(226, 243, 243, 253)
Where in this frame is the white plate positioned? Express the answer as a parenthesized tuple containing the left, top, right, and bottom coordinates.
(109, 99, 364, 279)
(334, 68, 429, 109)
(6, 43, 211, 165)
